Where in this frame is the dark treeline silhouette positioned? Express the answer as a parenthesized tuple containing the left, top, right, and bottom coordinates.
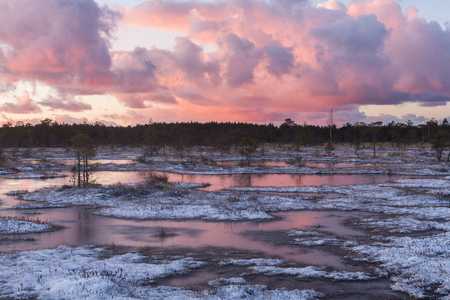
(0, 118, 449, 149)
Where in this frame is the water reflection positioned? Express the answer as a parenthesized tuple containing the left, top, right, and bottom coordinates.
(0, 171, 404, 193)
(0, 170, 389, 269)
(149, 172, 402, 191)
(0, 208, 363, 269)
(0, 171, 402, 194)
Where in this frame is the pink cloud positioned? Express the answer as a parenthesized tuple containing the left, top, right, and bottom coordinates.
(0, 0, 449, 125)
(263, 42, 295, 78)
(0, 0, 118, 90)
(124, 0, 231, 33)
(224, 33, 263, 87)
(1, 90, 41, 113)
(124, 0, 193, 31)
(39, 96, 92, 112)
(173, 37, 221, 85)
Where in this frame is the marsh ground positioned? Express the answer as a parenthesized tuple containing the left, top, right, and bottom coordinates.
(0, 144, 448, 299)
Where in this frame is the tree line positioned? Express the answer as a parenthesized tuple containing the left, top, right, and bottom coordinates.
(0, 118, 449, 150)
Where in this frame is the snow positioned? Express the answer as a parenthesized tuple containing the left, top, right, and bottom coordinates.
(0, 245, 204, 299)
(0, 169, 16, 175)
(2, 146, 450, 298)
(288, 230, 342, 246)
(20, 183, 317, 220)
(224, 186, 336, 193)
(387, 179, 450, 188)
(8, 172, 67, 179)
(98, 203, 274, 220)
(220, 258, 373, 281)
(5, 190, 29, 196)
(358, 217, 450, 233)
(0, 217, 57, 234)
(2, 145, 449, 177)
(208, 277, 248, 287)
(213, 175, 450, 297)
(198, 285, 323, 299)
(219, 258, 285, 267)
(249, 265, 373, 281)
(0, 245, 322, 299)
(351, 232, 450, 298)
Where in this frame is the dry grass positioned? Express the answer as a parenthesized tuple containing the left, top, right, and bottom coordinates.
(147, 173, 169, 183)
(144, 173, 171, 190)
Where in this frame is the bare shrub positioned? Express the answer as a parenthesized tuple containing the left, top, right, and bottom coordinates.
(0, 149, 7, 166)
(152, 227, 175, 239)
(287, 155, 304, 167)
(237, 160, 248, 167)
(201, 155, 216, 166)
(325, 142, 335, 153)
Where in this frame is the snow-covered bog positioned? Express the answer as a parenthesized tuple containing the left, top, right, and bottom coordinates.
(0, 246, 322, 299)
(220, 258, 374, 281)
(287, 230, 342, 246)
(0, 245, 205, 299)
(3, 146, 450, 298)
(351, 232, 450, 298)
(21, 183, 316, 221)
(0, 216, 57, 234)
(7, 172, 67, 179)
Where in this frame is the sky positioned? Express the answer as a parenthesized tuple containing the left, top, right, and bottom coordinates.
(0, 0, 449, 127)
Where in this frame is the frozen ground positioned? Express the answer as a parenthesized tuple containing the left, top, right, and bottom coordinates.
(220, 258, 373, 280)
(0, 216, 58, 234)
(1, 145, 449, 298)
(0, 144, 449, 176)
(19, 182, 316, 220)
(7, 172, 67, 179)
(0, 245, 322, 299)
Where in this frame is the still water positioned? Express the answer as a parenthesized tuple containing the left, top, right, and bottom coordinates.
(0, 206, 364, 269)
(0, 171, 402, 194)
(0, 170, 399, 267)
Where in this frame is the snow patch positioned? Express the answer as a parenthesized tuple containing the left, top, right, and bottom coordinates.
(0, 246, 322, 299)
(249, 265, 374, 281)
(208, 277, 247, 287)
(351, 232, 450, 298)
(8, 173, 67, 179)
(288, 230, 342, 246)
(0, 217, 56, 234)
(220, 258, 373, 281)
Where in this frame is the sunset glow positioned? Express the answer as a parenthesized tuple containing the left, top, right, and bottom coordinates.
(0, 0, 449, 126)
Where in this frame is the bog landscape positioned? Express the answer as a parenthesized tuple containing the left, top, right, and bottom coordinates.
(0, 121, 449, 299)
(1, 0, 450, 298)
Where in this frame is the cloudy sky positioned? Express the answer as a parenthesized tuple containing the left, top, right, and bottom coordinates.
(0, 0, 449, 126)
